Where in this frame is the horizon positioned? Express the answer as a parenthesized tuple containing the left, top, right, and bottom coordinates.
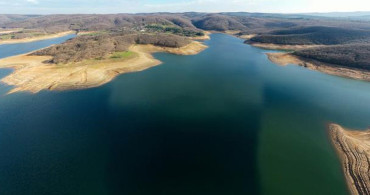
(1, 0, 370, 15)
(3, 11, 370, 16)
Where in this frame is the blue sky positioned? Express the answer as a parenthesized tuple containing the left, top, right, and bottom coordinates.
(1, 0, 370, 14)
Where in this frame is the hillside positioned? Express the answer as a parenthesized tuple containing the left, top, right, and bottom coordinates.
(249, 26, 370, 45)
(0, 15, 38, 26)
(5, 13, 370, 35)
(2, 14, 200, 33)
(293, 44, 370, 70)
(192, 14, 247, 31)
(32, 33, 191, 64)
(3, 12, 370, 75)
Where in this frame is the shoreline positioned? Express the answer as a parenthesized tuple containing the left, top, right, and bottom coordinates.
(328, 124, 370, 195)
(0, 31, 76, 45)
(265, 52, 370, 81)
(0, 28, 22, 35)
(0, 41, 207, 94)
(191, 31, 211, 40)
(249, 42, 324, 51)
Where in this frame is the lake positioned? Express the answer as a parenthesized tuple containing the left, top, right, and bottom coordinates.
(1, 33, 370, 194)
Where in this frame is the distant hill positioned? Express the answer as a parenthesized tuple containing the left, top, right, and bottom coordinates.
(301, 11, 370, 18)
(0, 15, 39, 26)
(3, 12, 370, 34)
(3, 12, 370, 72)
(2, 14, 200, 33)
(192, 14, 247, 31)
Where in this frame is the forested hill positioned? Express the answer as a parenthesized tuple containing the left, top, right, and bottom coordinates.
(3, 12, 370, 72)
(294, 44, 370, 71)
(249, 26, 370, 45)
(3, 13, 370, 34)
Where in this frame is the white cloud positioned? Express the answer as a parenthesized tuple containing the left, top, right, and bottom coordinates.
(0, 0, 368, 14)
(26, 0, 39, 4)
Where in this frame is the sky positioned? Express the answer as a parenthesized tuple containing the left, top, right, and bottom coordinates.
(1, 0, 370, 14)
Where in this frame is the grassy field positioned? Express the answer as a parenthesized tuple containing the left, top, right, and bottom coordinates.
(110, 51, 135, 59)
(0, 34, 13, 40)
(0, 30, 47, 40)
(80, 31, 108, 36)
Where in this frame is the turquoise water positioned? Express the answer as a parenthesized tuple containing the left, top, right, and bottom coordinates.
(1, 33, 370, 194)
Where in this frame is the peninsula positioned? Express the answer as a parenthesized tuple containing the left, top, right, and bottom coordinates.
(0, 30, 75, 45)
(243, 26, 370, 80)
(329, 124, 370, 195)
(0, 33, 207, 94)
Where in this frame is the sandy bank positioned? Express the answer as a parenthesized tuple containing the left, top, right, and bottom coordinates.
(0, 28, 22, 35)
(239, 34, 256, 40)
(141, 41, 208, 55)
(0, 31, 76, 45)
(191, 31, 211, 40)
(328, 124, 370, 195)
(76, 31, 96, 35)
(0, 41, 207, 94)
(223, 30, 256, 40)
(266, 53, 370, 81)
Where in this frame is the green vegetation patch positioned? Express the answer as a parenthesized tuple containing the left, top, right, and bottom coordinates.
(110, 51, 135, 59)
(81, 31, 108, 36)
(0, 34, 13, 40)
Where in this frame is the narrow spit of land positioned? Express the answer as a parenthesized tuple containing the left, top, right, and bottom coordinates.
(0, 31, 75, 45)
(328, 124, 370, 195)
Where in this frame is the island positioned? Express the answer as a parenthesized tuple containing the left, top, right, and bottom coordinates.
(328, 124, 370, 195)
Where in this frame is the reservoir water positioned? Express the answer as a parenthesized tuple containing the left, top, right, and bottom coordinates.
(1, 33, 370, 194)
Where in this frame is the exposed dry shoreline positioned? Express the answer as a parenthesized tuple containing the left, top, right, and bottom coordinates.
(191, 31, 211, 40)
(250, 42, 324, 51)
(247, 41, 370, 81)
(328, 124, 370, 195)
(0, 31, 76, 45)
(0, 41, 207, 94)
(265, 52, 370, 81)
(0, 28, 22, 35)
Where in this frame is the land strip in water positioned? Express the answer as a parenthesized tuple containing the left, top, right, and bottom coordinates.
(0, 30, 75, 45)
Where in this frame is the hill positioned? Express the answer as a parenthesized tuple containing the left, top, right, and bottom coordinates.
(293, 44, 370, 71)
(249, 26, 370, 45)
(32, 32, 191, 64)
(0, 15, 39, 26)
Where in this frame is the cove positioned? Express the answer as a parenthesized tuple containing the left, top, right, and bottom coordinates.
(1, 33, 370, 194)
